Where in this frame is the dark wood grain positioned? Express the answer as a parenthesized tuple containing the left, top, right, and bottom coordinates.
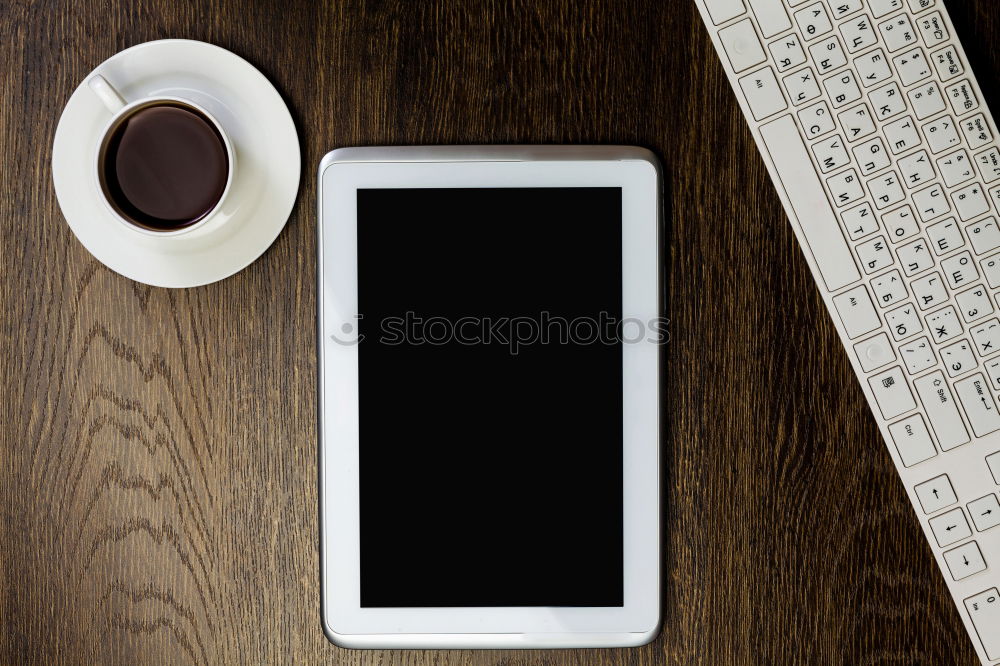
(2, 0, 999, 663)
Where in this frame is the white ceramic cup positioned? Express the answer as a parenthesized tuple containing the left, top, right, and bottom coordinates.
(88, 74, 236, 236)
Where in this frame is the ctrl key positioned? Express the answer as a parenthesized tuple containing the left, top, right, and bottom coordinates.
(888, 413, 936, 467)
(964, 587, 1000, 660)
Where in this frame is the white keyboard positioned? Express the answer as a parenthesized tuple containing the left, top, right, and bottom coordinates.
(693, 0, 1000, 662)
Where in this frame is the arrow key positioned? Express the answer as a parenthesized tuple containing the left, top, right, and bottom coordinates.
(944, 540, 987, 581)
(929, 507, 972, 546)
(914, 474, 958, 514)
(968, 494, 1000, 532)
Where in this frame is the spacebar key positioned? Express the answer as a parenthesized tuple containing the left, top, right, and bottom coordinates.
(759, 115, 860, 291)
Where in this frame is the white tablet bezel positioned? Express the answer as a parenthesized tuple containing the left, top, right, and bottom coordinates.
(317, 146, 660, 649)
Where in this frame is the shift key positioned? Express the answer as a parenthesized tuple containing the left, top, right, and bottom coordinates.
(955, 373, 1000, 437)
(915, 371, 971, 450)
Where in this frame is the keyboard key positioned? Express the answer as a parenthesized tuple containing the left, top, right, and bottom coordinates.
(740, 68, 787, 120)
(983, 253, 1000, 289)
(840, 14, 877, 53)
(968, 217, 1000, 255)
(809, 36, 847, 75)
(769, 34, 806, 72)
(927, 217, 964, 256)
(955, 285, 993, 323)
(883, 205, 918, 242)
(976, 147, 1000, 184)
(841, 202, 879, 240)
(937, 150, 974, 188)
(968, 494, 1000, 532)
(784, 67, 821, 105)
(921, 115, 961, 154)
(799, 100, 835, 139)
(871, 269, 907, 307)
(900, 336, 936, 374)
(839, 103, 877, 142)
(971, 319, 1000, 358)
(854, 332, 896, 372)
(885, 116, 920, 154)
(913, 183, 950, 222)
(887, 302, 922, 340)
(870, 82, 906, 121)
(989, 452, 1000, 484)
(912, 271, 947, 309)
(987, 361, 1000, 393)
(929, 507, 972, 546)
(827, 168, 865, 207)
(794, 2, 831, 40)
(813, 134, 850, 173)
(906, 81, 946, 120)
(823, 70, 861, 108)
(944, 541, 987, 581)
(916, 11, 948, 47)
(877, 14, 917, 52)
(868, 0, 903, 18)
(940, 339, 976, 377)
(953, 183, 990, 222)
(829, 0, 863, 20)
(833, 284, 881, 337)
(759, 116, 861, 290)
(892, 47, 931, 86)
(868, 170, 905, 209)
(907, 0, 935, 12)
(942, 251, 978, 289)
(869, 366, 916, 419)
(914, 474, 957, 514)
(854, 48, 892, 87)
(747, 0, 790, 37)
(964, 588, 1000, 660)
(926, 305, 962, 344)
(947, 80, 979, 117)
(961, 114, 992, 150)
(720, 19, 766, 72)
(914, 371, 970, 450)
(955, 373, 1000, 436)
(898, 150, 935, 190)
(932, 46, 965, 82)
(896, 237, 933, 276)
(889, 413, 936, 467)
(704, 0, 746, 24)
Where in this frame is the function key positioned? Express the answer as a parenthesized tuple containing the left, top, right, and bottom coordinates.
(932, 45, 964, 82)
(915, 10, 948, 47)
(914, 473, 957, 514)
(960, 113, 992, 151)
(975, 147, 1000, 184)
(906, 0, 936, 12)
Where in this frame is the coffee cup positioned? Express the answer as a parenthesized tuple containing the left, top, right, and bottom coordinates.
(88, 74, 236, 236)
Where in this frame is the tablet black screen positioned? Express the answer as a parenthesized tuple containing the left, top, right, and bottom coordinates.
(357, 187, 623, 607)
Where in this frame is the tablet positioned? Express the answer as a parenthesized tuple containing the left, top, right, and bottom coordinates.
(317, 146, 661, 649)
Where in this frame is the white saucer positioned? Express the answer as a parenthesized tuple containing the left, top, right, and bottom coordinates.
(52, 39, 300, 288)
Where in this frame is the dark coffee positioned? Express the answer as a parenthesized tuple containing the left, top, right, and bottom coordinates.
(100, 102, 229, 231)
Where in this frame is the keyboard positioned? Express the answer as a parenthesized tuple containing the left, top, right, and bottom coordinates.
(692, 0, 1000, 661)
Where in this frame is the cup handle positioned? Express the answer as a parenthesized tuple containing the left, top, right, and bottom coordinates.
(87, 74, 127, 113)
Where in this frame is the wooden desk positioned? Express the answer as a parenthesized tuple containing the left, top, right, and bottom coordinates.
(3, 1, 998, 663)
